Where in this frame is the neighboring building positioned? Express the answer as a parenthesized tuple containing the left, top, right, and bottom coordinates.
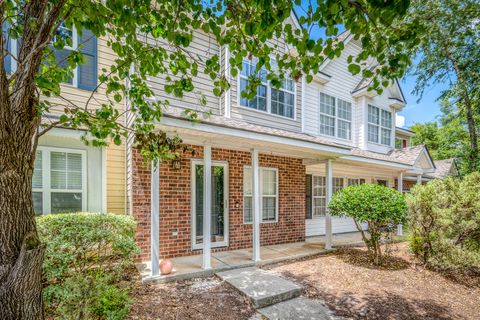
(127, 13, 439, 273)
(395, 127, 414, 149)
(5, 27, 129, 215)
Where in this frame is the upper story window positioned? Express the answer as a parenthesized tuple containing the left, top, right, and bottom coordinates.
(319, 93, 352, 140)
(32, 147, 86, 215)
(368, 105, 392, 146)
(2, 23, 98, 91)
(239, 59, 295, 119)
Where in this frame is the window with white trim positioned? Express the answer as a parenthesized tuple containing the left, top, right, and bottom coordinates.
(333, 177, 345, 193)
(347, 178, 366, 186)
(243, 167, 278, 223)
(32, 148, 86, 214)
(239, 59, 295, 119)
(312, 176, 326, 217)
(368, 105, 392, 146)
(319, 93, 352, 140)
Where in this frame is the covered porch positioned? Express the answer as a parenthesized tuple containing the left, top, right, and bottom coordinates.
(137, 232, 364, 283)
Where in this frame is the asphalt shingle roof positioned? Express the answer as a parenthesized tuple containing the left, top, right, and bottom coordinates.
(427, 159, 456, 179)
(350, 145, 426, 166)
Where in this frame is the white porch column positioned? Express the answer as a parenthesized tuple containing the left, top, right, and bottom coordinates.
(325, 159, 333, 250)
(151, 160, 160, 277)
(397, 172, 404, 236)
(251, 148, 261, 262)
(202, 144, 212, 269)
(417, 174, 422, 185)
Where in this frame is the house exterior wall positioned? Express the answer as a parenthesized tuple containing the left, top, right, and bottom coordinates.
(39, 36, 126, 214)
(132, 145, 306, 260)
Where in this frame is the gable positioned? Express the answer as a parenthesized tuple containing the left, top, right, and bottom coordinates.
(414, 149, 435, 172)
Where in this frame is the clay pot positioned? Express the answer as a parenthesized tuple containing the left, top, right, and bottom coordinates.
(159, 259, 173, 275)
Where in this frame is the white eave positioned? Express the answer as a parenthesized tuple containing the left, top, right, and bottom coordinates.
(351, 86, 377, 98)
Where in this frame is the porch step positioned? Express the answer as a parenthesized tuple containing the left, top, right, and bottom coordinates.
(216, 267, 302, 308)
(258, 296, 335, 320)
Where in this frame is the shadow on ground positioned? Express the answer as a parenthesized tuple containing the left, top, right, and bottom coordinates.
(334, 247, 410, 271)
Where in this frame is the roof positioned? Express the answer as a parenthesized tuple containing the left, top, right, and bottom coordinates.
(162, 107, 351, 150)
(350, 145, 427, 166)
(426, 159, 457, 179)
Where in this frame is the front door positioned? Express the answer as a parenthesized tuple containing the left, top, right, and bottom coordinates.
(191, 160, 229, 249)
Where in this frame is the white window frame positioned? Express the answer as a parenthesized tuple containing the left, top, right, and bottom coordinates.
(237, 58, 297, 120)
(368, 104, 392, 146)
(33, 146, 87, 214)
(318, 92, 352, 141)
(243, 166, 279, 224)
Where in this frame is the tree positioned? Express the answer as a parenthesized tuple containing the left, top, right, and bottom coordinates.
(410, 99, 471, 175)
(328, 184, 407, 264)
(0, 0, 415, 318)
(403, 0, 480, 172)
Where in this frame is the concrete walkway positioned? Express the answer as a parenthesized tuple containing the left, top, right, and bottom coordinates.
(138, 232, 364, 283)
(217, 267, 338, 320)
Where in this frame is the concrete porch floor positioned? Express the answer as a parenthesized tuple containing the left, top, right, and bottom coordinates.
(137, 232, 364, 283)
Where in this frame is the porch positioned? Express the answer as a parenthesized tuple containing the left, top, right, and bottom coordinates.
(137, 232, 364, 283)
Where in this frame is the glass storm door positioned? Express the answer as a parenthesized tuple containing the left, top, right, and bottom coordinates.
(192, 160, 228, 249)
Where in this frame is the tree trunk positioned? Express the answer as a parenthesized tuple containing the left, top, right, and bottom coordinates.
(0, 101, 45, 319)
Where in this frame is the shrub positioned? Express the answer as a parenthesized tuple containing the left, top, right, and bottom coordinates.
(37, 212, 139, 320)
(407, 173, 480, 270)
(329, 183, 407, 264)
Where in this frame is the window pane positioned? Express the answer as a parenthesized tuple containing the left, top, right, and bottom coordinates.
(381, 128, 391, 145)
(67, 153, 82, 189)
(32, 151, 43, 188)
(33, 192, 43, 215)
(313, 176, 326, 197)
(262, 197, 276, 221)
(337, 119, 351, 140)
(244, 196, 252, 223)
(347, 178, 360, 186)
(313, 198, 326, 217)
(51, 192, 82, 213)
(271, 88, 294, 118)
(243, 167, 252, 196)
(320, 93, 335, 116)
(368, 105, 379, 124)
(337, 99, 352, 121)
(319, 115, 335, 136)
(381, 109, 392, 128)
(368, 124, 379, 143)
(262, 169, 276, 196)
(51, 151, 82, 190)
(333, 177, 344, 193)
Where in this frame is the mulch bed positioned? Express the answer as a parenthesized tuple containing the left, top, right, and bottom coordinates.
(126, 277, 255, 320)
(264, 242, 480, 320)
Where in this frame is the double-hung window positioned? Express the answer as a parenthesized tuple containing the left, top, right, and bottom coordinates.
(243, 167, 278, 223)
(32, 147, 86, 215)
(312, 176, 326, 217)
(319, 93, 352, 140)
(368, 105, 392, 146)
(239, 59, 295, 119)
(347, 178, 366, 186)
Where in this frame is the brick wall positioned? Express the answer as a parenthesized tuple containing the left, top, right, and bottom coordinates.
(132, 145, 306, 260)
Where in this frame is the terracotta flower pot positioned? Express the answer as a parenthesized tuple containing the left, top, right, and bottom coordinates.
(159, 259, 173, 275)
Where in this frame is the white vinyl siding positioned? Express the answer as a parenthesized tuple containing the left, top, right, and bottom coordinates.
(33, 147, 87, 214)
(243, 167, 278, 223)
(239, 59, 296, 119)
(368, 105, 392, 146)
(319, 93, 352, 140)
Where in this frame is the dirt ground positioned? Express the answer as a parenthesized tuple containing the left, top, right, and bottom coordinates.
(126, 277, 255, 320)
(265, 242, 480, 320)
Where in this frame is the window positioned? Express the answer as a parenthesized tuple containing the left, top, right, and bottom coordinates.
(395, 137, 408, 149)
(368, 105, 392, 146)
(239, 59, 267, 111)
(333, 177, 345, 193)
(312, 176, 326, 217)
(239, 59, 295, 119)
(347, 178, 366, 186)
(243, 167, 278, 223)
(319, 93, 352, 140)
(32, 148, 86, 214)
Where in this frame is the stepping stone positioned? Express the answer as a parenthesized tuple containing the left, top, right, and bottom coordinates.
(216, 267, 301, 308)
(258, 296, 334, 320)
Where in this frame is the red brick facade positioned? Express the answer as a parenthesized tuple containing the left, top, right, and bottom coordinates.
(132, 145, 306, 260)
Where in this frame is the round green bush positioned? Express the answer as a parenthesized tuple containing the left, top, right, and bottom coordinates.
(329, 183, 407, 264)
